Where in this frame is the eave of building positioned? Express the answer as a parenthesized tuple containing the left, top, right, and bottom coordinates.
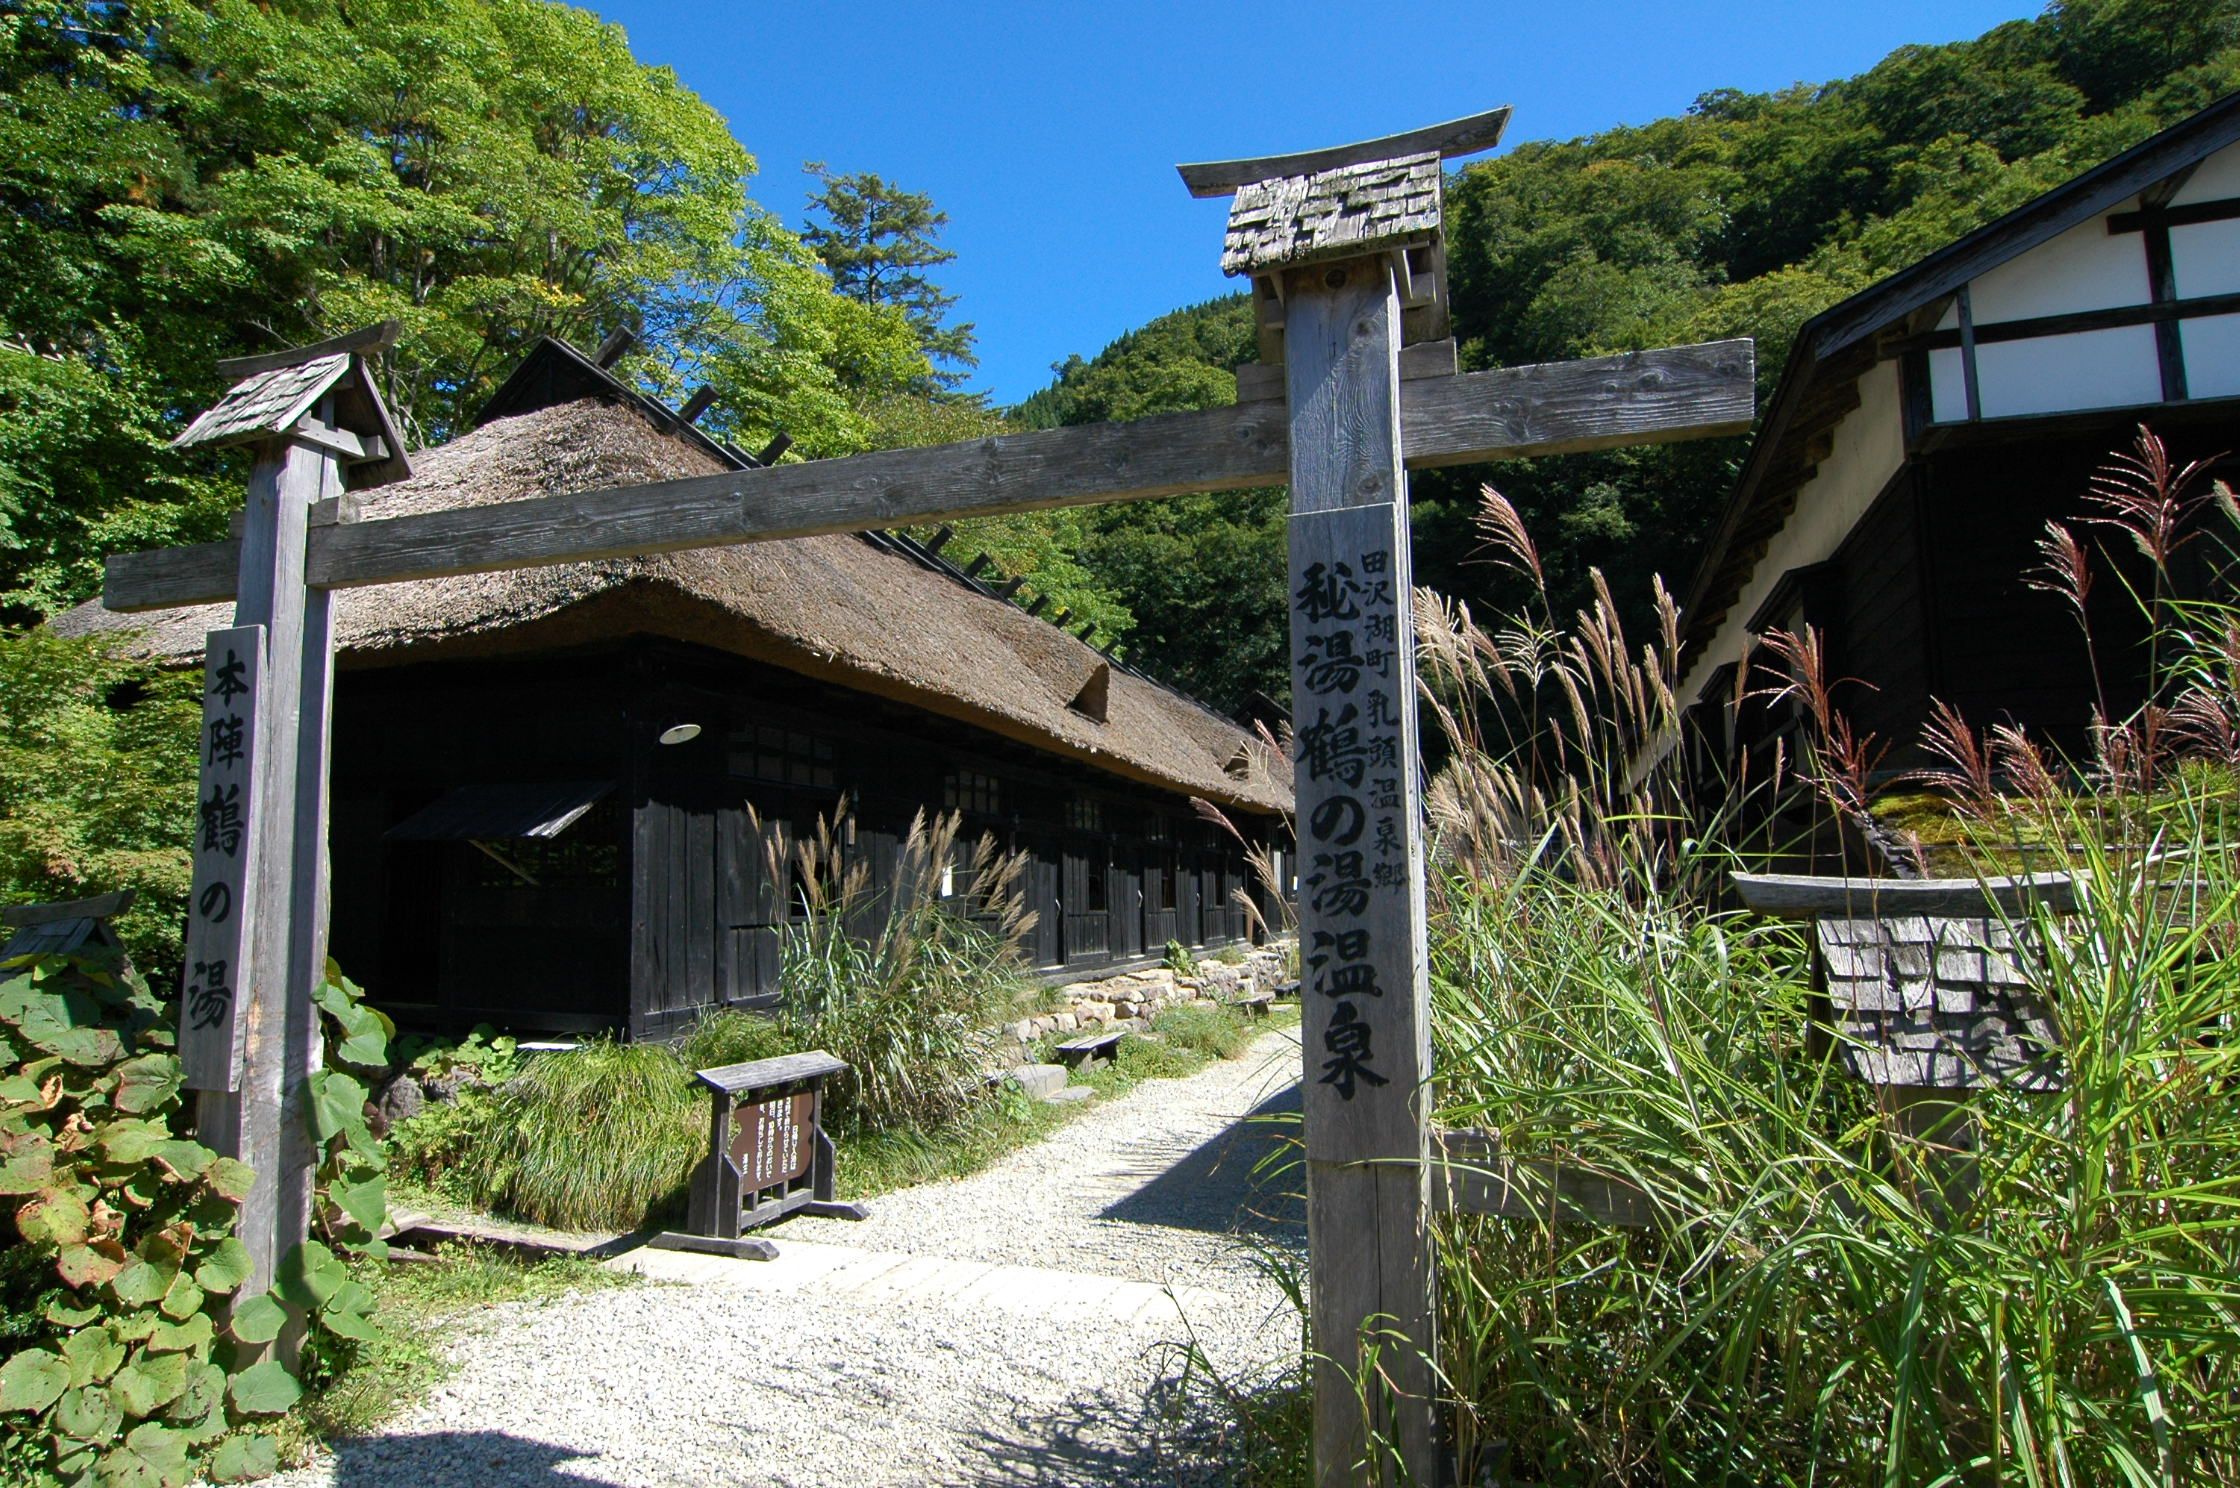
(1674, 91, 2240, 684)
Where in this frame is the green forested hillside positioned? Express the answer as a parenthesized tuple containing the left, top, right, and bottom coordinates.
(0, 0, 936, 619)
(1023, 0, 2240, 713)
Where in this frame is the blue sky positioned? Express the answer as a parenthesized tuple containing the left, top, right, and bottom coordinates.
(585, 1, 2047, 407)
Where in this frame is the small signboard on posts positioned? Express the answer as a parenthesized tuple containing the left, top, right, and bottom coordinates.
(651, 1049, 867, 1261)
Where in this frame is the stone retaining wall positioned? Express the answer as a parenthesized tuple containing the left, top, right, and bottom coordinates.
(993, 943, 1294, 1063)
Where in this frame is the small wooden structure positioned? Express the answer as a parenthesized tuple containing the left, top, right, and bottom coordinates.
(0, 890, 135, 963)
(1732, 871, 2075, 1092)
(653, 1050, 866, 1261)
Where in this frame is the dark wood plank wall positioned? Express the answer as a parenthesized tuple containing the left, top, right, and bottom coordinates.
(330, 638, 1277, 1037)
(328, 657, 633, 1031)
(1826, 469, 1931, 756)
(1698, 419, 2236, 807)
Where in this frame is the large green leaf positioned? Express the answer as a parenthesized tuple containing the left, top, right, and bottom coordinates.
(144, 1313, 212, 1355)
(193, 1237, 253, 1295)
(225, 1293, 286, 1346)
(0, 1348, 70, 1412)
(17, 1184, 92, 1246)
(204, 1157, 256, 1202)
(62, 1324, 124, 1386)
(53, 1383, 121, 1444)
(225, 1359, 300, 1416)
(110, 1350, 189, 1417)
(156, 1273, 204, 1321)
(106, 1419, 192, 1487)
(149, 1140, 212, 1181)
(164, 1361, 227, 1441)
(97, 1120, 171, 1165)
(57, 1240, 127, 1288)
(110, 1055, 182, 1115)
(274, 1239, 344, 1312)
(331, 1175, 389, 1237)
(0, 1140, 55, 1194)
(109, 1258, 173, 1308)
(306, 1070, 368, 1143)
(318, 1304, 380, 1342)
(206, 1432, 278, 1482)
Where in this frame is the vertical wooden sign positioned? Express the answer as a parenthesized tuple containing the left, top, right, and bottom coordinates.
(1283, 256, 1438, 1484)
(179, 625, 266, 1093)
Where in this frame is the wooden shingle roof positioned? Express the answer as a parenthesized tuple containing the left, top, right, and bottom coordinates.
(1220, 152, 1442, 276)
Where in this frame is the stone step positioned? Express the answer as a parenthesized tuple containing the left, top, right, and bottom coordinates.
(1044, 1086, 1097, 1107)
(1007, 1063, 1068, 1100)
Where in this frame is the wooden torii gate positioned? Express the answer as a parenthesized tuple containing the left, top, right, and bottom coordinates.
(105, 109, 1752, 1483)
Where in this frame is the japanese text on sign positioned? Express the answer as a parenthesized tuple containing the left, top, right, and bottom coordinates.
(1290, 544, 1408, 1102)
(178, 626, 263, 1093)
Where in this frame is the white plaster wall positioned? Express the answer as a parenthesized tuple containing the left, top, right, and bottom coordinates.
(2171, 217, 2240, 295)
(1968, 207, 2151, 322)
(2171, 140, 2240, 204)
(2183, 313, 2240, 398)
(1679, 359, 1907, 707)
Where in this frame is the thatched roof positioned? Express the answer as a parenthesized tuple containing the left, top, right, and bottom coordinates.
(54, 396, 1292, 814)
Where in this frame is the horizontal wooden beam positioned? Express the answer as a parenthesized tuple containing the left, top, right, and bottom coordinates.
(1883, 288, 2240, 356)
(104, 340, 1753, 612)
(1177, 106, 1512, 197)
(1729, 871, 2080, 918)
(1436, 1128, 1655, 1228)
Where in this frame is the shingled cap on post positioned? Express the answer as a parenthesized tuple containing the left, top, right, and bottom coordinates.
(176, 320, 413, 488)
(1180, 107, 1510, 383)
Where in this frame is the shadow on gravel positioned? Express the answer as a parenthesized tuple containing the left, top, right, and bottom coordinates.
(1097, 1083, 1305, 1241)
(953, 1375, 1246, 1488)
(322, 1430, 620, 1487)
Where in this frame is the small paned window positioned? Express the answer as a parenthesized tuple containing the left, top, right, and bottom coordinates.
(728, 723, 835, 788)
(1158, 862, 1177, 911)
(1067, 797, 1102, 832)
(1087, 858, 1108, 914)
(944, 769, 1001, 815)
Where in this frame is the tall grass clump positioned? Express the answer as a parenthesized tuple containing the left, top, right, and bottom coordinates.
(764, 802, 1040, 1131)
(1415, 441, 2240, 1485)
(458, 1040, 703, 1230)
(419, 806, 1047, 1228)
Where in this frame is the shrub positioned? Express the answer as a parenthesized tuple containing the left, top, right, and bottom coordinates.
(676, 1008, 793, 1073)
(0, 951, 393, 1487)
(1409, 453, 2240, 1484)
(1150, 1003, 1254, 1061)
(763, 804, 1037, 1131)
(0, 629, 200, 980)
(458, 1042, 702, 1232)
(405, 805, 1051, 1231)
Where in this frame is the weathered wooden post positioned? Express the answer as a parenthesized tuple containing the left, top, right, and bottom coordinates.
(1183, 113, 1509, 1486)
(172, 325, 410, 1361)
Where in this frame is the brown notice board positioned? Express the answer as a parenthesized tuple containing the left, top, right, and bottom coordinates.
(652, 1047, 866, 1262)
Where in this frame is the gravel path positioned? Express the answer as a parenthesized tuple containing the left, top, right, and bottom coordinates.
(270, 1027, 1307, 1488)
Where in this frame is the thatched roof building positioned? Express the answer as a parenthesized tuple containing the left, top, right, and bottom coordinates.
(56, 375, 1288, 816)
(57, 340, 1291, 1035)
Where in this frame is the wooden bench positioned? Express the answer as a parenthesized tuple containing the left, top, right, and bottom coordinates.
(1271, 978, 1301, 1001)
(1053, 1028, 1126, 1067)
(1232, 990, 1275, 1018)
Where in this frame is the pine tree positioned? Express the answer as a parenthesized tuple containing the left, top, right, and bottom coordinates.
(801, 164, 978, 389)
